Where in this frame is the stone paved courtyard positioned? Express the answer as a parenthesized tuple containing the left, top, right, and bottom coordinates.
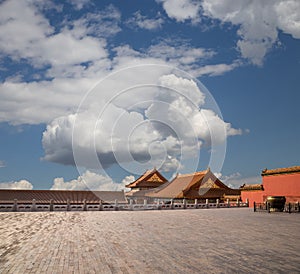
(0, 208, 299, 273)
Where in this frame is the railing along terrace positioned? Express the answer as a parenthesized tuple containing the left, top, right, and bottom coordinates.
(0, 198, 249, 212)
(253, 201, 300, 213)
(284, 202, 300, 213)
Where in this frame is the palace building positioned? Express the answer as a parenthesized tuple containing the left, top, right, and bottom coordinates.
(126, 168, 241, 203)
(146, 168, 240, 202)
(240, 165, 300, 207)
(125, 168, 168, 202)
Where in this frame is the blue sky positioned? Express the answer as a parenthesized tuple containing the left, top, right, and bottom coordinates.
(0, 0, 299, 190)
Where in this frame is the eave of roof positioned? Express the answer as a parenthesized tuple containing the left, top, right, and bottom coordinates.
(185, 170, 230, 193)
(126, 169, 153, 188)
(125, 168, 167, 188)
(147, 169, 208, 198)
(0, 189, 127, 204)
(261, 166, 300, 176)
(240, 184, 264, 191)
(177, 188, 241, 199)
(147, 169, 236, 199)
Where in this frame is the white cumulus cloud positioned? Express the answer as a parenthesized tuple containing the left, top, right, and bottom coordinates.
(157, 0, 201, 23)
(42, 72, 241, 173)
(68, 0, 90, 10)
(275, 1, 300, 39)
(218, 172, 261, 189)
(0, 180, 33, 190)
(50, 170, 126, 191)
(201, 0, 300, 65)
(0, 0, 110, 71)
(158, 0, 300, 65)
(147, 41, 215, 67)
(0, 0, 243, 176)
(0, 0, 239, 126)
(193, 62, 240, 77)
(126, 11, 164, 30)
(121, 175, 135, 191)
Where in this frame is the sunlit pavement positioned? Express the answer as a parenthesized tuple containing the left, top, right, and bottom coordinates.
(0, 208, 299, 273)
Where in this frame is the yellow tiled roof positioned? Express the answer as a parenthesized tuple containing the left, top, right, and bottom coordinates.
(147, 169, 234, 199)
(0, 189, 127, 204)
(125, 168, 168, 188)
(261, 166, 300, 176)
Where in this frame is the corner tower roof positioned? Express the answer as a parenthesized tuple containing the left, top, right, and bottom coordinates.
(125, 168, 168, 189)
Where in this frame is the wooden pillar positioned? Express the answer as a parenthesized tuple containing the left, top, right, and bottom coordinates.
(99, 200, 103, 211)
(206, 199, 209, 209)
(227, 198, 230, 208)
(246, 198, 249, 207)
(237, 198, 240, 207)
(216, 199, 220, 208)
(288, 203, 291, 214)
(297, 202, 300, 213)
(253, 201, 256, 212)
(143, 199, 147, 206)
(267, 202, 270, 213)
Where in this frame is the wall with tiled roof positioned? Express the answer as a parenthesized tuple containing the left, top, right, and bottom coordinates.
(261, 166, 300, 176)
(0, 190, 127, 204)
(242, 166, 300, 206)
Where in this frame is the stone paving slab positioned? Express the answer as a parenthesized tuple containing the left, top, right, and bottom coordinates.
(0, 208, 299, 273)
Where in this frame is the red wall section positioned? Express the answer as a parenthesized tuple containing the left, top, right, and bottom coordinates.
(242, 173, 300, 206)
(241, 191, 264, 207)
(263, 173, 300, 197)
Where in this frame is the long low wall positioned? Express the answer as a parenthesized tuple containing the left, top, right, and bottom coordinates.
(0, 199, 249, 212)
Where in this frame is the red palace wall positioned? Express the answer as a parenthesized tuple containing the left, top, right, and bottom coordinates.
(242, 172, 300, 207)
(263, 173, 300, 202)
(241, 191, 264, 208)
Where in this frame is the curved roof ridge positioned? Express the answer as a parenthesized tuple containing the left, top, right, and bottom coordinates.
(125, 168, 167, 188)
(262, 165, 300, 176)
(177, 170, 207, 177)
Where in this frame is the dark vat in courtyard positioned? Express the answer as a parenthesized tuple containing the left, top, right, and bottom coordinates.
(267, 196, 286, 212)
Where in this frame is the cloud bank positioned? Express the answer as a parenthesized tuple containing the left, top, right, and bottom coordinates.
(5, 0, 298, 179)
(159, 0, 300, 65)
(42, 71, 241, 173)
(157, 0, 201, 23)
(0, 172, 132, 191)
(0, 180, 33, 190)
(217, 172, 261, 189)
(50, 170, 128, 191)
(126, 11, 164, 30)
